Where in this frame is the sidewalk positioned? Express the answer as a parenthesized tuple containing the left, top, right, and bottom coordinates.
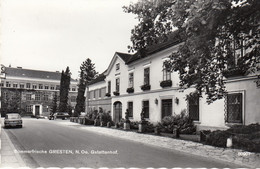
(58, 121, 260, 168)
(0, 119, 27, 168)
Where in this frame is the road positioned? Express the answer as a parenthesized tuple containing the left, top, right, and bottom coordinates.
(3, 118, 242, 168)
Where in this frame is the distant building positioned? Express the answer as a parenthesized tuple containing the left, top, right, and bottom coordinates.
(0, 65, 78, 117)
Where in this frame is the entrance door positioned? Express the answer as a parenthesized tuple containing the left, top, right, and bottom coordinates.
(114, 102, 122, 123)
(162, 99, 172, 119)
(35, 106, 40, 116)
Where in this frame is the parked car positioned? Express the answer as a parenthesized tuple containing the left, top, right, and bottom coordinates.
(4, 113, 23, 128)
(49, 112, 70, 120)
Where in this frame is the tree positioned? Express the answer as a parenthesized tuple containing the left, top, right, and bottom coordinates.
(50, 92, 58, 115)
(58, 67, 71, 112)
(74, 58, 98, 116)
(124, 0, 260, 103)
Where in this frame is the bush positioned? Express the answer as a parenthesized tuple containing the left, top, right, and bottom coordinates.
(204, 123, 260, 152)
(84, 118, 94, 125)
(145, 122, 155, 133)
(205, 130, 231, 147)
(130, 121, 139, 130)
(160, 109, 195, 134)
(100, 112, 112, 125)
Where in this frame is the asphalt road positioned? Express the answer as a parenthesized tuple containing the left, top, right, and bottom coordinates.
(3, 118, 242, 168)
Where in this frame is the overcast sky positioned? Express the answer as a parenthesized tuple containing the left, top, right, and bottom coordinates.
(1, 0, 138, 79)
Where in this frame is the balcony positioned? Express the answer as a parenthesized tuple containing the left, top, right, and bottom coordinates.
(113, 91, 120, 96)
(160, 80, 172, 88)
(126, 87, 134, 93)
(141, 84, 151, 91)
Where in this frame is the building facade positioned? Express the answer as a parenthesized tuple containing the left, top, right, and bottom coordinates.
(0, 66, 78, 117)
(85, 73, 111, 114)
(86, 44, 260, 131)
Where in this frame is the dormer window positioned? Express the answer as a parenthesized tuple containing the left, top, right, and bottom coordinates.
(116, 63, 120, 71)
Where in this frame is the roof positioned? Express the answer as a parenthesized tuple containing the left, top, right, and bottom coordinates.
(115, 52, 133, 63)
(88, 73, 106, 85)
(4, 66, 77, 82)
(126, 30, 183, 64)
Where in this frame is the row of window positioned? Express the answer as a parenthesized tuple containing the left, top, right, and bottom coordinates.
(108, 66, 171, 94)
(125, 92, 242, 124)
(2, 81, 77, 91)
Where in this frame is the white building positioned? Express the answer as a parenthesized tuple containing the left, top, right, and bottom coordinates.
(87, 41, 260, 131)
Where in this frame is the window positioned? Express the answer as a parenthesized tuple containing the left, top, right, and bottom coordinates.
(45, 85, 49, 90)
(43, 95, 49, 101)
(144, 67, 150, 85)
(26, 105, 33, 113)
(99, 89, 102, 98)
(20, 83, 24, 88)
(26, 94, 32, 101)
(35, 94, 41, 101)
(72, 87, 76, 91)
(162, 99, 172, 118)
(56, 85, 60, 90)
(226, 93, 243, 123)
(6, 82, 11, 87)
(0, 82, 4, 87)
(116, 78, 120, 92)
(188, 95, 199, 121)
(93, 90, 96, 99)
(129, 72, 134, 88)
(33, 84, 37, 89)
(13, 83, 18, 88)
(142, 100, 149, 119)
(128, 102, 133, 118)
(116, 63, 120, 71)
(163, 65, 171, 81)
(26, 83, 31, 89)
(39, 84, 43, 89)
(71, 96, 76, 102)
(108, 81, 111, 93)
(50, 86, 55, 90)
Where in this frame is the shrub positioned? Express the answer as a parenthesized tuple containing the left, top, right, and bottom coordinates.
(100, 112, 112, 125)
(204, 123, 260, 152)
(84, 118, 94, 125)
(205, 130, 231, 147)
(130, 121, 139, 130)
(160, 109, 195, 134)
(145, 122, 155, 133)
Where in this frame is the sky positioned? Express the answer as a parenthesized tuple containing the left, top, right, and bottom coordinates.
(0, 0, 138, 79)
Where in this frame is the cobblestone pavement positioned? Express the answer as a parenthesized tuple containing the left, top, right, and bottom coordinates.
(58, 121, 260, 168)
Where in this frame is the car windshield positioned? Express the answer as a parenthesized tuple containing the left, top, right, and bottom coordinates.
(6, 114, 21, 119)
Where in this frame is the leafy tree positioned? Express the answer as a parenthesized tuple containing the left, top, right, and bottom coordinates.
(50, 92, 58, 115)
(58, 67, 71, 112)
(124, 0, 260, 103)
(74, 58, 98, 116)
(1, 89, 21, 117)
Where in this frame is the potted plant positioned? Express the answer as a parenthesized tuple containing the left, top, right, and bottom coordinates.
(124, 109, 131, 130)
(140, 84, 151, 91)
(113, 91, 120, 96)
(160, 80, 172, 88)
(105, 93, 111, 97)
(126, 87, 134, 93)
(138, 108, 147, 133)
